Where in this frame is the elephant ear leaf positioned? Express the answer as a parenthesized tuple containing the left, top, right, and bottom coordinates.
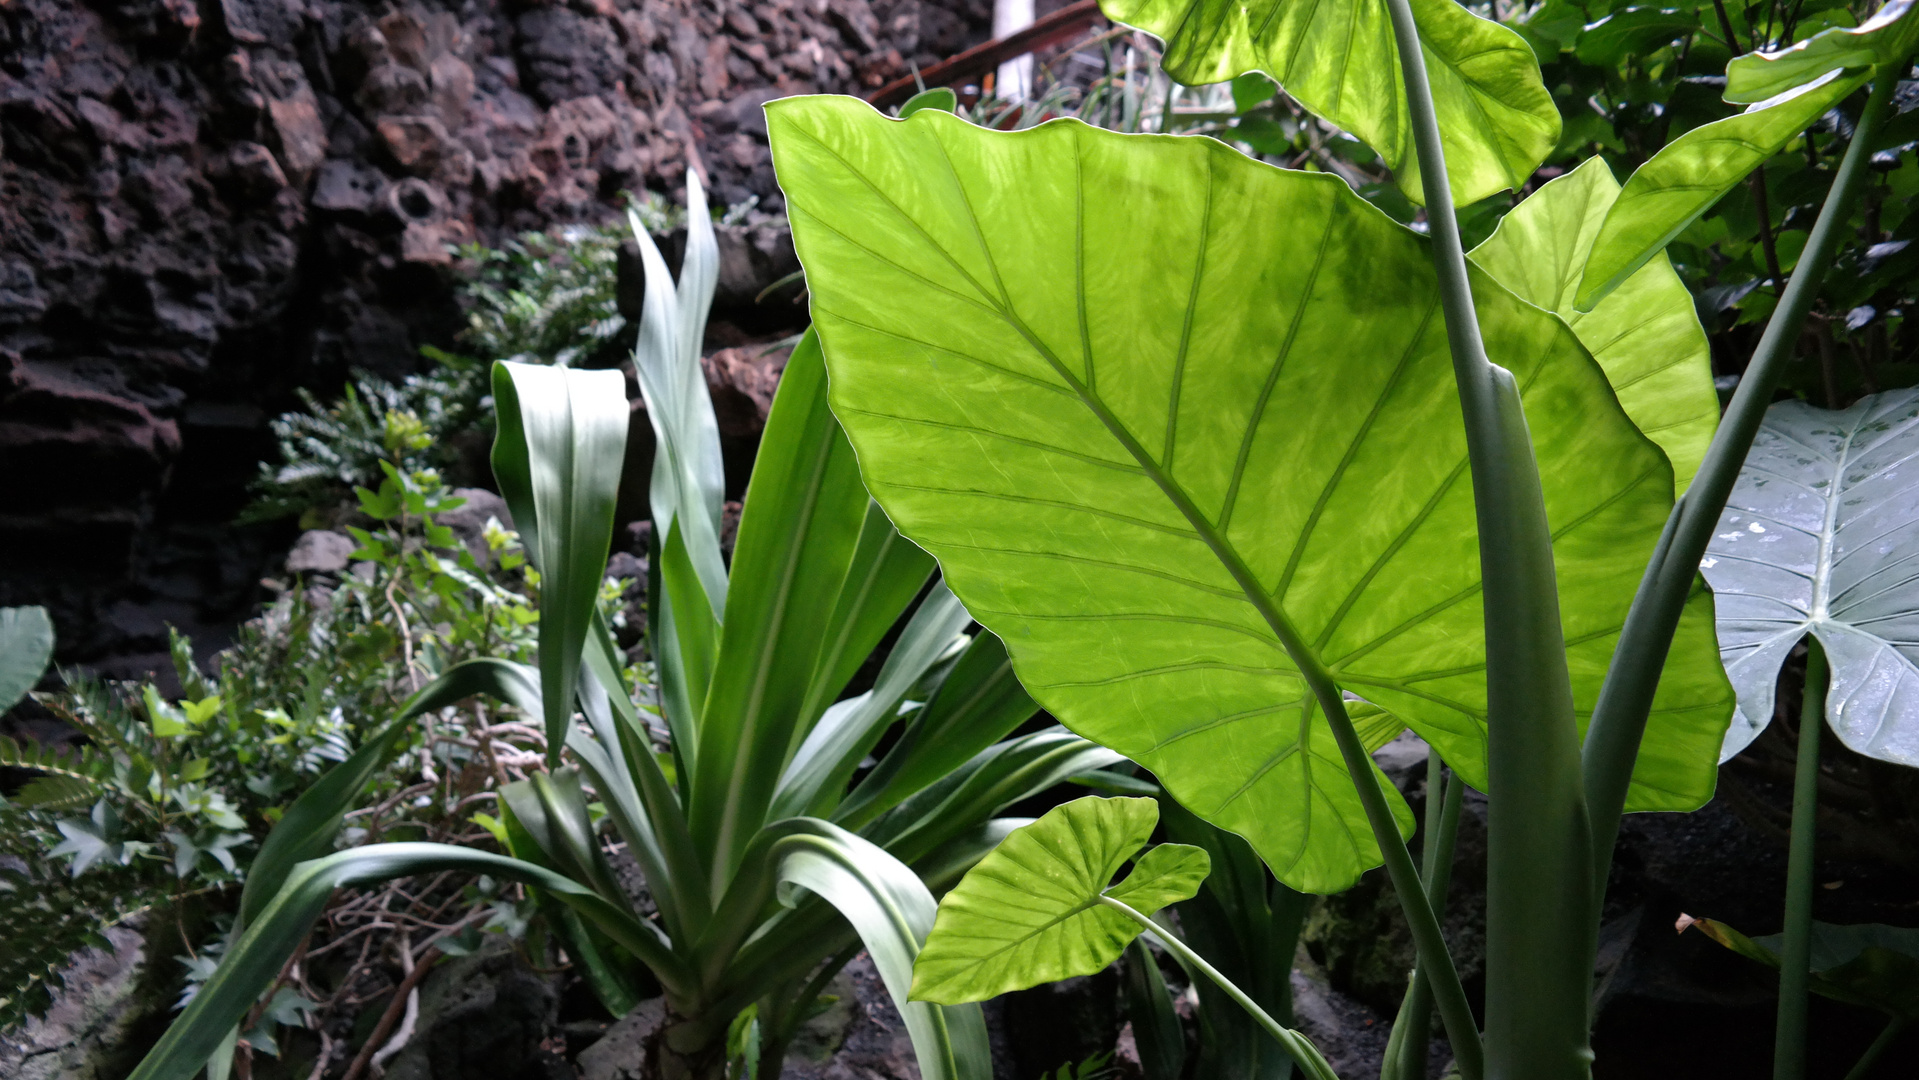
(1099, 0, 1559, 206)
(1574, 68, 1869, 310)
(1700, 388, 1919, 765)
(1469, 157, 1720, 491)
(768, 97, 1730, 894)
(1725, 0, 1919, 104)
(910, 796, 1208, 1005)
(0, 606, 54, 713)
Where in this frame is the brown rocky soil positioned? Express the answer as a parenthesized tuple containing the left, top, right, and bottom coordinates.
(0, 0, 994, 674)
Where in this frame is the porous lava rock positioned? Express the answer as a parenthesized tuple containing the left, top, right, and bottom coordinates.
(0, 0, 992, 675)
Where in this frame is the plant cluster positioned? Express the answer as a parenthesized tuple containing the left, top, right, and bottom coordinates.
(0, 465, 556, 1046)
(15, 2, 1919, 1078)
(760, 0, 1919, 1077)
(248, 191, 758, 525)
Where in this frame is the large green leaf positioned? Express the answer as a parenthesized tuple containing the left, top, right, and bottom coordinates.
(1100, 0, 1559, 206)
(1574, 68, 1868, 310)
(0, 605, 53, 713)
(1699, 388, 1919, 765)
(688, 330, 871, 886)
(1469, 158, 1720, 492)
(910, 796, 1208, 1004)
(768, 97, 1732, 893)
(1725, 0, 1919, 103)
(491, 361, 629, 760)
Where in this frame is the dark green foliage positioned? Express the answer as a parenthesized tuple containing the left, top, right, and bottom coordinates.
(0, 824, 160, 1028)
(0, 469, 552, 1028)
(244, 362, 488, 524)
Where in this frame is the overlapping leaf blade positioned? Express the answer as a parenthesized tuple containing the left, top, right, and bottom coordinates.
(1574, 69, 1868, 310)
(772, 582, 972, 819)
(491, 362, 629, 761)
(838, 629, 1042, 829)
(768, 98, 1731, 893)
(629, 176, 728, 613)
(1700, 388, 1919, 765)
(688, 331, 871, 885)
(1470, 158, 1721, 491)
(910, 796, 1208, 1004)
(773, 825, 992, 1080)
(1725, 0, 1919, 103)
(1100, 0, 1559, 205)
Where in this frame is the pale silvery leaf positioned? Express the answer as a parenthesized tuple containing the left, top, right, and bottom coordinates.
(1701, 388, 1919, 764)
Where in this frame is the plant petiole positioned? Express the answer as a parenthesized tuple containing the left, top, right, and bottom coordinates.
(1841, 1015, 1909, 1080)
(1097, 895, 1342, 1080)
(1776, 637, 1829, 1079)
(1383, 752, 1466, 1080)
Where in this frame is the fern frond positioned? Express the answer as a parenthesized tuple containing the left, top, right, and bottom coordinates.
(0, 735, 112, 785)
(14, 775, 99, 811)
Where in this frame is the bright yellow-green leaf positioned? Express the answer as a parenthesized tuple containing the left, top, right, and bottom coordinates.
(1574, 68, 1868, 310)
(145, 687, 189, 738)
(911, 797, 1207, 1004)
(1725, 0, 1919, 103)
(767, 98, 1733, 893)
(1100, 0, 1559, 205)
(183, 696, 224, 727)
(1470, 158, 1720, 491)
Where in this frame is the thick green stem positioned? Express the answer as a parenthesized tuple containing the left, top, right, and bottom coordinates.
(1776, 638, 1829, 1080)
(1317, 693, 1484, 1080)
(1379, 0, 1593, 1076)
(1581, 66, 1904, 911)
(1841, 1016, 1908, 1080)
(1383, 757, 1465, 1080)
(1100, 896, 1341, 1080)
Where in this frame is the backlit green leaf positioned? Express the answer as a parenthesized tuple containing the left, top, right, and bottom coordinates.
(1574, 68, 1867, 310)
(1573, 8, 1699, 68)
(1100, 0, 1559, 205)
(1725, 0, 1919, 103)
(1700, 388, 1919, 765)
(768, 98, 1731, 893)
(1470, 157, 1720, 490)
(910, 796, 1207, 1004)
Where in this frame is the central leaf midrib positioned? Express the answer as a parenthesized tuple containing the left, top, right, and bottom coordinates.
(1812, 409, 1870, 621)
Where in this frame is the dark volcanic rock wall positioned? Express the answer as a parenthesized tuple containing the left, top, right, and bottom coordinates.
(0, 0, 989, 672)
